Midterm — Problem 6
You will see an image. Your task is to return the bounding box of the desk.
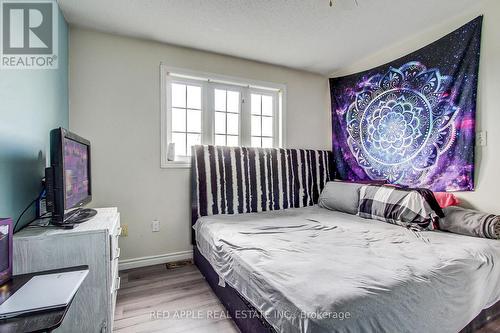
[0,265,88,333]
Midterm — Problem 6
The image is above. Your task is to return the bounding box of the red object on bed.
[433,192,460,208]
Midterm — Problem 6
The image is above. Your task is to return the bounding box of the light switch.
[152,220,160,232]
[477,131,487,146]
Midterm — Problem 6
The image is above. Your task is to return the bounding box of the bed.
[191,145,500,333]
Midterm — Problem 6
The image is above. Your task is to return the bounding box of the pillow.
[440,206,500,239]
[318,181,363,215]
[357,185,443,231]
[433,192,460,208]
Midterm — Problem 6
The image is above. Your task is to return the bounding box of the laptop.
[0,269,88,319]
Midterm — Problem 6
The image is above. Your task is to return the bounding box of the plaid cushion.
[358,185,441,231]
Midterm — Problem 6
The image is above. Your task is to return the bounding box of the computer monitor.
[45,128,96,225]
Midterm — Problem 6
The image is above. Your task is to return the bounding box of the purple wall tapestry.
[329,17,482,192]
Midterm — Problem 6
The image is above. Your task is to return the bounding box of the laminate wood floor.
[475,319,500,333]
[114,264,239,333]
[114,263,500,333]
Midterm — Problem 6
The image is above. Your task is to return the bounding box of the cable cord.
[13,199,37,232]
[13,188,46,232]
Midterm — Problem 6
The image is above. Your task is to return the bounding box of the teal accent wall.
[0,4,68,231]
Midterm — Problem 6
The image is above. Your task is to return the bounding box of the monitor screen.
[63,137,90,209]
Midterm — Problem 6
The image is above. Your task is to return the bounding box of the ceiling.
[57,0,481,75]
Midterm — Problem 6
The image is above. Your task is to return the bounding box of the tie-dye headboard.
[191,145,334,242]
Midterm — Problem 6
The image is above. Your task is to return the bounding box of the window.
[170,83,202,156]
[214,87,241,147]
[161,65,285,168]
[250,92,275,148]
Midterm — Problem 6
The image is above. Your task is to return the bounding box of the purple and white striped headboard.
[191,145,334,241]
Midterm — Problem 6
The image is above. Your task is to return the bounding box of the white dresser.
[13,208,121,333]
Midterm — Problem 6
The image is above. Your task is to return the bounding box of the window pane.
[172,132,186,156]
[227,135,239,147]
[187,85,201,109]
[186,133,201,156]
[262,95,273,116]
[227,91,240,113]
[215,134,226,146]
[262,116,273,137]
[215,112,226,134]
[171,84,186,108]
[251,115,261,136]
[187,109,201,133]
[251,137,261,147]
[262,137,273,148]
[227,113,239,135]
[215,89,226,111]
[251,94,261,115]
[171,108,186,132]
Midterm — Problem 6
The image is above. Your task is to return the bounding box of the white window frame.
[160,64,287,168]
[210,83,244,147]
[166,77,207,159]
[248,88,280,148]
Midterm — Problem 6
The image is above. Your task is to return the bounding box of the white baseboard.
[119,249,193,271]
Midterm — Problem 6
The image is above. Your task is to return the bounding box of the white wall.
[69,28,331,261]
[331,0,500,214]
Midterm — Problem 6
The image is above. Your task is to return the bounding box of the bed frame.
[190,144,500,333]
[191,145,334,242]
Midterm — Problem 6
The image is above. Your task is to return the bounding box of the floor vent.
[166,259,193,270]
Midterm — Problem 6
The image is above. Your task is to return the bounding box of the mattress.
[194,206,500,333]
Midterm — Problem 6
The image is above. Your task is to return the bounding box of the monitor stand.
[50,208,98,228]
[64,208,98,224]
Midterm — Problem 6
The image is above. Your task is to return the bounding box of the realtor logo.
[1,0,58,69]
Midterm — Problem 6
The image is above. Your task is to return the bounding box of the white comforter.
[194,206,500,333]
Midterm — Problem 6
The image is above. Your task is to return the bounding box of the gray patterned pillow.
[441,206,500,239]
[357,185,440,231]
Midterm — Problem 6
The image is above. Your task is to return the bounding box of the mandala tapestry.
[329,17,482,191]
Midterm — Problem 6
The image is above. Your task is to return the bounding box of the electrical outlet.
[477,131,487,146]
[152,220,160,232]
[121,224,128,237]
